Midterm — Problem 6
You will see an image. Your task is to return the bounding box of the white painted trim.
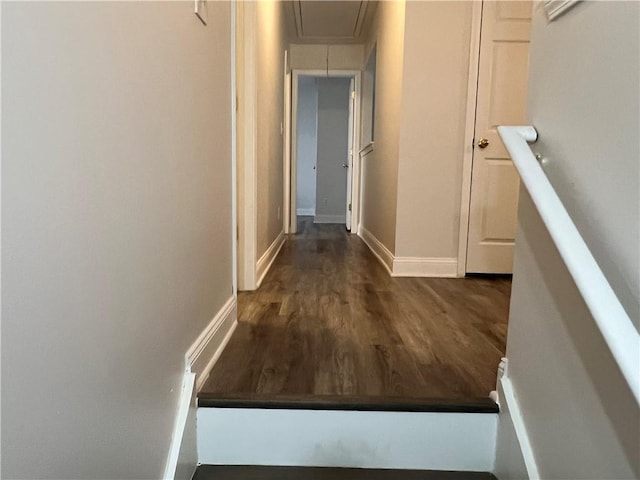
[289,70,299,234]
[544,0,582,20]
[291,0,303,38]
[236,0,258,290]
[494,362,540,479]
[162,371,196,480]
[349,73,362,234]
[499,125,640,404]
[256,231,286,288]
[457,0,483,278]
[314,214,346,224]
[359,141,374,156]
[0,3,3,479]
[392,257,458,278]
[358,226,393,275]
[359,228,458,278]
[289,69,362,236]
[283,51,292,235]
[186,296,238,392]
[296,208,315,216]
[198,408,497,470]
[231,0,237,295]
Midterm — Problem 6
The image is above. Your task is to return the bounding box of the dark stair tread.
[197,393,499,413]
[193,465,498,480]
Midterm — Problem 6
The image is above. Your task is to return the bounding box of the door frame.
[231,0,238,295]
[287,69,362,234]
[236,0,258,290]
[283,52,292,234]
[456,0,484,277]
[346,77,356,232]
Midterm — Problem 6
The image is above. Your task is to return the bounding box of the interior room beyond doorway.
[296,75,351,226]
[289,71,359,234]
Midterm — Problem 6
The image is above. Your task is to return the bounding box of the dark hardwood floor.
[201,217,511,400]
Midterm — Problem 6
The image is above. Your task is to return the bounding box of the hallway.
[201,217,511,401]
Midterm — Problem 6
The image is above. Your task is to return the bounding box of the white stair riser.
[197,408,497,471]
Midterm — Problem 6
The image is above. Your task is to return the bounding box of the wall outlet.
[323,197,328,205]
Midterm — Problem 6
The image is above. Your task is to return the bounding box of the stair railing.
[498,125,640,404]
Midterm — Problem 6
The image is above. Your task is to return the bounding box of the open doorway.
[287,70,361,235]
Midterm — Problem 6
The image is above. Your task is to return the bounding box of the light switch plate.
[195,0,207,26]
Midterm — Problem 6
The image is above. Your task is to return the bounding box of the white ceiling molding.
[353,1,369,38]
[544,0,582,21]
[293,1,303,38]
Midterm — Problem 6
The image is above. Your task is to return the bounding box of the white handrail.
[498,125,640,404]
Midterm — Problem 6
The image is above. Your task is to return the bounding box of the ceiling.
[285,1,375,44]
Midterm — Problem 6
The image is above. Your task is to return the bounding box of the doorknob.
[477,138,489,149]
[342,164,349,168]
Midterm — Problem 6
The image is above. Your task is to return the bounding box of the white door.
[346,78,355,231]
[466,0,532,273]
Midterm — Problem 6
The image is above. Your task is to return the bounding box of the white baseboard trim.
[197,408,497,470]
[165,296,238,479]
[358,226,393,274]
[163,372,196,480]
[392,256,458,277]
[256,231,285,288]
[314,214,346,224]
[186,295,238,392]
[493,359,540,480]
[359,227,457,278]
[296,208,315,216]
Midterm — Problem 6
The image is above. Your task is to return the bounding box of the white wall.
[315,77,351,223]
[495,2,639,478]
[526,1,639,326]
[290,44,364,71]
[296,76,318,216]
[359,1,473,270]
[1,2,233,479]
[394,1,472,260]
[359,0,406,253]
[498,194,639,479]
[256,0,287,258]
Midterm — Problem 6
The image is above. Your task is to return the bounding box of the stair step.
[197,393,498,413]
[192,465,498,480]
[197,406,497,470]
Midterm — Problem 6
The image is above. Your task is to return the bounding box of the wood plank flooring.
[201,217,511,400]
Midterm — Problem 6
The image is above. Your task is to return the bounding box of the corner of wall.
[164,296,238,479]
[357,0,405,257]
[359,225,394,274]
[256,230,286,288]
[493,358,539,480]
[391,256,458,277]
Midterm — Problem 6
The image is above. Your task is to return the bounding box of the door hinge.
[351,90,356,99]
[348,203,352,212]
